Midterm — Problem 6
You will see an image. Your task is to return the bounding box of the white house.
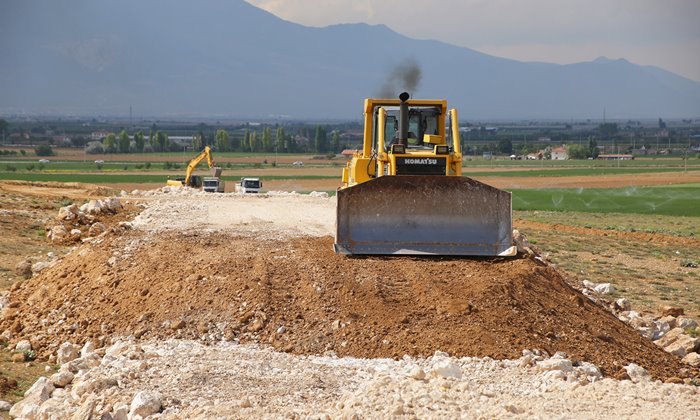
[551,146,568,160]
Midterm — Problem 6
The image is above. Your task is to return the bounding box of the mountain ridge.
[1,0,699,119]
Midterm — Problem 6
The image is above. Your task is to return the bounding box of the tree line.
[84,125,346,155]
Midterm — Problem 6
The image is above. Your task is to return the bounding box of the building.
[551,146,568,160]
[597,154,634,160]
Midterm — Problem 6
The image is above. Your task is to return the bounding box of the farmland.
[1,147,699,416]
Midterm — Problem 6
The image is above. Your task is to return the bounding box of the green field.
[511,185,700,217]
[2,155,699,217]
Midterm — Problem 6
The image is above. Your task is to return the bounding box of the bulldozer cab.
[381,106,441,150]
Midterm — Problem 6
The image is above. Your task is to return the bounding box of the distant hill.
[2,0,699,119]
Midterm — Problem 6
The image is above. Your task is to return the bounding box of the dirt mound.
[3,230,697,382]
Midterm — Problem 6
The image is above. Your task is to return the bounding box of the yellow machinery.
[166,145,221,188]
[334,92,515,256]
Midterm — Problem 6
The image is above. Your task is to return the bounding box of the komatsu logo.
[404,158,438,165]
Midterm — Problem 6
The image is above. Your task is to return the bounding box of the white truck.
[202,177,225,193]
[235,177,262,194]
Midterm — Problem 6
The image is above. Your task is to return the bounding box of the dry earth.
[1,187,699,418]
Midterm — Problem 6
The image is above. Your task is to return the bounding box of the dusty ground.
[1,185,699,417]
[7,228,696,381]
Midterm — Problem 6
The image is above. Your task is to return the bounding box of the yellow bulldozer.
[334,92,515,256]
[166,145,222,189]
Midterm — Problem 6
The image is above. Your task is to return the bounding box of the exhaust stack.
[398,92,409,146]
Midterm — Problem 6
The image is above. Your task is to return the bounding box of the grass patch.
[511,186,700,216]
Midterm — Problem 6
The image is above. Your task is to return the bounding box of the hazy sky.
[247,0,700,82]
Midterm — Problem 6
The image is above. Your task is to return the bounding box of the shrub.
[5,164,17,172]
[20,149,26,156]
[123,165,129,171]
[25,164,35,171]
[85,141,104,155]
[144,162,152,170]
[96,163,103,170]
[37,163,45,170]
[34,144,54,156]
[163,161,172,170]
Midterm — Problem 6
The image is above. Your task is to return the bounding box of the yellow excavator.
[334,92,515,256]
[166,145,221,188]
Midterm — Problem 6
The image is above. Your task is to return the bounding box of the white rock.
[57,204,78,220]
[431,359,462,379]
[682,352,700,367]
[653,320,671,338]
[15,339,32,352]
[594,283,616,294]
[104,197,122,212]
[70,228,82,236]
[576,362,602,379]
[57,342,79,364]
[664,335,700,357]
[24,376,54,399]
[624,363,650,383]
[112,404,129,420]
[0,400,11,411]
[9,397,42,419]
[536,357,573,373]
[81,199,105,214]
[49,224,68,242]
[50,370,74,387]
[676,317,698,330]
[409,366,426,380]
[542,370,566,381]
[80,340,96,357]
[89,222,107,236]
[129,391,161,418]
[31,260,52,274]
[105,341,130,358]
[582,280,596,290]
[615,298,631,311]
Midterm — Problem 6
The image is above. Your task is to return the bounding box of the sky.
[247,0,700,83]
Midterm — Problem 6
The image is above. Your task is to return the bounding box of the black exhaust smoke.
[378,58,422,98]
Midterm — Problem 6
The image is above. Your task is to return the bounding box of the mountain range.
[1,0,699,119]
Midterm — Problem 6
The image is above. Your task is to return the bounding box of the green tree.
[497,139,513,154]
[566,144,588,159]
[118,130,130,153]
[134,131,145,153]
[314,125,327,153]
[192,132,203,150]
[242,129,250,152]
[215,129,230,152]
[103,133,117,153]
[34,144,54,156]
[152,131,168,152]
[275,127,285,152]
[249,130,259,152]
[331,130,340,153]
[262,127,273,152]
[0,119,8,142]
[588,138,599,159]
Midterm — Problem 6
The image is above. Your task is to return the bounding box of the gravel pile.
[9,339,700,419]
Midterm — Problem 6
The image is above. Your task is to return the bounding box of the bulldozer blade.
[335,176,515,256]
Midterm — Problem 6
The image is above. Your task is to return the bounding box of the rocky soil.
[2,187,699,418]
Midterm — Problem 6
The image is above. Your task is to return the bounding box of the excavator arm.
[184,146,216,186]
